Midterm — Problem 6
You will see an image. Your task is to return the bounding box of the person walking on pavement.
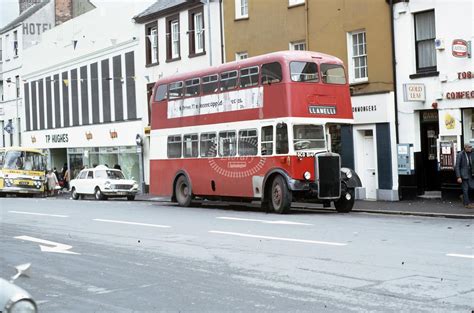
[46,169,59,196]
[455,142,474,208]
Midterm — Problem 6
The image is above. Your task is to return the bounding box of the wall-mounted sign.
[439,109,461,136]
[452,39,468,58]
[403,84,425,102]
[45,134,68,143]
[457,71,473,80]
[445,90,474,100]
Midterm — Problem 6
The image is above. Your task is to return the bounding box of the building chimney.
[19,0,42,14]
[55,0,72,25]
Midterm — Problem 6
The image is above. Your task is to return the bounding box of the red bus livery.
[150,51,362,213]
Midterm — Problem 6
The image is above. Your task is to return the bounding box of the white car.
[69,165,139,200]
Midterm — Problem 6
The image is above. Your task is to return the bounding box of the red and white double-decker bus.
[149,51,361,213]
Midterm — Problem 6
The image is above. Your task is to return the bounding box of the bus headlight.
[341,168,352,179]
[304,171,311,180]
[35,181,42,189]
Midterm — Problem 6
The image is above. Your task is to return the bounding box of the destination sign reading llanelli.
[168,87,263,118]
[308,105,337,115]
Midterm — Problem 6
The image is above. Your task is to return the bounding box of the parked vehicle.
[0,147,47,197]
[69,165,139,200]
[0,263,37,313]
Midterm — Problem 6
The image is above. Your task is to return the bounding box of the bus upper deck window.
[202,74,219,95]
[261,62,282,85]
[155,84,168,101]
[185,78,200,97]
[220,70,238,91]
[240,66,259,88]
[290,61,319,82]
[168,82,184,99]
[321,64,346,84]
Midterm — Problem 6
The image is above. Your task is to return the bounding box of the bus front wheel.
[334,189,355,213]
[269,175,291,214]
[175,175,192,207]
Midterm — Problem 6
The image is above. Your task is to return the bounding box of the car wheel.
[71,188,79,200]
[334,189,355,213]
[268,175,292,214]
[127,195,135,201]
[175,175,192,207]
[95,187,106,200]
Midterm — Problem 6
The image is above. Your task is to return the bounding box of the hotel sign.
[403,84,426,102]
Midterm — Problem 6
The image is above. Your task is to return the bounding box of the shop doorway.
[420,111,440,191]
[360,129,377,200]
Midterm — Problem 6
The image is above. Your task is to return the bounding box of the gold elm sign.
[403,84,426,102]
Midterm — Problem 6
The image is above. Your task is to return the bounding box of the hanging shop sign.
[452,39,470,58]
[403,83,425,102]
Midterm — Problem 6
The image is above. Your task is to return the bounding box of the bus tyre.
[175,175,192,207]
[71,188,79,200]
[269,175,292,214]
[334,189,355,213]
[95,187,106,201]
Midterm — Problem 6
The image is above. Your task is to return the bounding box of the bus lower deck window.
[167,135,182,158]
[200,133,217,157]
[218,131,236,156]
[183,134,199,158]
[261,126,273,155]
[238,129,258,156]
[276,123,288,154]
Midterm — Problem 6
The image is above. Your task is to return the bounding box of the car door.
[85,170,95,194]
[74,170,87,193]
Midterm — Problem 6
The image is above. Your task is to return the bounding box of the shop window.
[239,66,259,88]
[238,129,258,156]
[276,123,288,154]
[261,62,282,85]
[183,134,199,158]
[261,126,273,155]
[200,132,217,157]
[167,135,182,158]
[219,131,236,156]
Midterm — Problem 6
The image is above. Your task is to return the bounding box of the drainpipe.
[219,0,225,63]
[305,0,309,49]
[389,0,400,144]
[207,0,213,66]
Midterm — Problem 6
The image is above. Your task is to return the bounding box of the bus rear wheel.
[175,176,192,207]
[269,175,291,214]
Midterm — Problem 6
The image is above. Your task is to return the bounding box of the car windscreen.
[293,125,326,150]
[3,151,45,171]
[95,170,125,180]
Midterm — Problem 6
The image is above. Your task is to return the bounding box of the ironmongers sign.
[308,105,337,115]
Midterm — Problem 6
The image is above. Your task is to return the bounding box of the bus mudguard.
[262,168,309,201]
[340,167,362,188]
[172,170,193,198]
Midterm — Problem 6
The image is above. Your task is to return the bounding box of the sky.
[0,0,20,28]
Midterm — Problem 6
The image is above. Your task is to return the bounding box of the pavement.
[132,193,474,219]
[45,190,474,219]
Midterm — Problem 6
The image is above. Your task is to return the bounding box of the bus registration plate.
[17,180,32,186]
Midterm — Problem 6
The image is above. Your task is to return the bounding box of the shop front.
[23,120,145,191]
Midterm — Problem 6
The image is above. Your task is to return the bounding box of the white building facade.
[22,1,153,189]
[0,1,55,147]
[393,0,474,199]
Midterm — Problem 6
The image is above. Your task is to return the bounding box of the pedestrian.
[455,142,474,208]
[63,167,70,190]
[46,169,59,196]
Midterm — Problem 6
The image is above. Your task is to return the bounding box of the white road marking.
[9,210,68,218]
[446,253,474,259]
[15,235,80,255]
[209,231,347,246]
[216,217,312,226]
[93,218,171,228]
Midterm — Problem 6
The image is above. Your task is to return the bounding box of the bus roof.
[155,50,344,84]
[0,147,45,154]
